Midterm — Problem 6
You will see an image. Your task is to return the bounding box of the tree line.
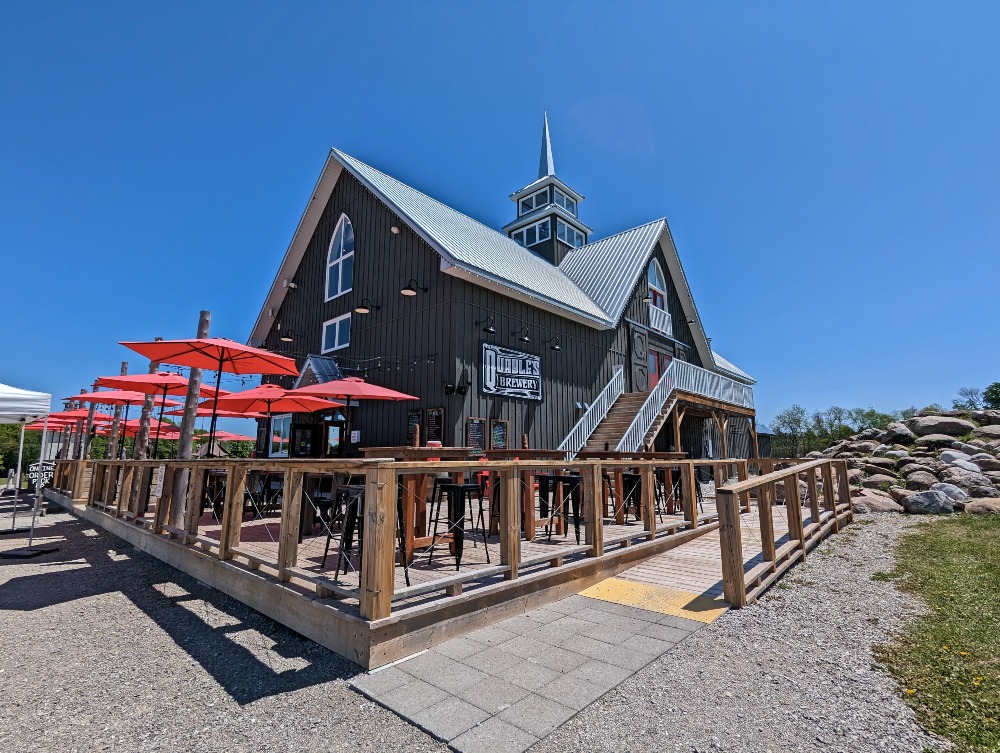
[768,381,999,458]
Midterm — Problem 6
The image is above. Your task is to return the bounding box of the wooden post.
[88,463,103,507]
[682,462,698,528]
[499,468,520,579]
[154,463,175,534]
[612,467,625,525]
[749,415,760,459]
[664,466,675,514]
[171,312,211,531]
[836,460,854,523]
[106,362,128,459]
[736,460,750,513]
[359,463,396,621]
[118,464,135,517]
[821,462,838,532]
[219,465,246,559]
[584,463,604,557]
[277,469,304,581]
[182,466,205,541]
[758,483,776,562]
[806,468,821,524]
[521,467,535,540]
[717,489,746,607]
[785,474,805,557]
[132,336,164,461]
[641,464,656,540]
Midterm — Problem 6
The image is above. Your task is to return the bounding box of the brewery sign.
[481,342,542,401]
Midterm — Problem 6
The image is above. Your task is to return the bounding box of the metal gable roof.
[711,351,756,385]
[558,219,666,323]
[332,149,611,325]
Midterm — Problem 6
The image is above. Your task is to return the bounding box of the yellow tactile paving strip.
[580,578,729,624]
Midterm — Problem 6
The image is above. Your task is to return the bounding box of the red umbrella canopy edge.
[95,372,226,398]
[66,390,183,407]
[119,338,299,376]
[292,376,418,401]
[211,384,343,414]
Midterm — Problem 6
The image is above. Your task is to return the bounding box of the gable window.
[322,313,351,353]
[325,214,355,300]
[554,188,577,216]
[556,219,585,248]
[270,414,291,457]
[647,259,667,309]
[511,218,551,248]
[518,187,549,216]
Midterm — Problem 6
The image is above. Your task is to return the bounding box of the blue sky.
[2,1,998,429]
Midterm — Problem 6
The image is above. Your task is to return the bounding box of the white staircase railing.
[557,366,625,457]
[616,359,755,452]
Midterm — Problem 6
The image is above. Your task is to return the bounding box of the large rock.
[939,467,999,498]
[940,449,971,464]
[856,428,883,440]
[916,434,959,447]
[852,493,904,513]
[885,449,910,460]
[905,416,978,437]
[952,441,988,456]
[965,499,1000,515]
[984,472,1000,485]
[905,471,939,490]
[972,425,1000,440]
[902,490,955,515]
[889,487,914,503]
[970,410,1000,426]
[931,482,968,502]
[847,468,863,485]
[864,456,897,470]
[863,474,899,489]
[882,421,917,445]
[951,459,984,473]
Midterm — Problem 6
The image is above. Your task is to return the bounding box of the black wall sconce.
[511,326,530,344]
[354,298,380,315]
[279,328,297,343]
[543,336,562,352]
[476,316,496,335]
[456,382,469,395]
[443,382,456,395]
[401,278,428,297]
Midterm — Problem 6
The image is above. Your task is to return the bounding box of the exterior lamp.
[512,326,530,344]
[354,298,380,315]
[280,329,296,343]
[544,336,562,352]
[401,278,428,297]
[476,316,496,335]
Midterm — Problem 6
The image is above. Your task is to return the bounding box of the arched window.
[647,259,667,310]
[325,214,354,300]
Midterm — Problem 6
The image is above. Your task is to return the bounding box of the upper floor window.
[554,188,577,216]
[647,259,667,309]
[556,219,585,248]
[325,214,354,300]
[518,187,549,216]
[322,313,351,353]
[511,217,551,248]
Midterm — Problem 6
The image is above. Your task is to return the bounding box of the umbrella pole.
[207,353,225,455]
[10,420,26,530]
[152,387,167,459]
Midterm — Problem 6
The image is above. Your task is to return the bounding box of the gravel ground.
[1,504,946,753]
[532,514,947,753]
[0,507,445,753]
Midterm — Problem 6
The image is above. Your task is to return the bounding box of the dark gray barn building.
[249,117,760,459]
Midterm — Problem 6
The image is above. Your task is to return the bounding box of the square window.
[538,219,550,240]
[322,314,350,353]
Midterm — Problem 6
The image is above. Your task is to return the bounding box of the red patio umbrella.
[68,390,183,457]
[94,372,224,458]
[162,406,265,419]
[290,377,417,450]
[48,409,115,423]
[197,430,255,442]
[118,338,299,449]
[211,385,342,457]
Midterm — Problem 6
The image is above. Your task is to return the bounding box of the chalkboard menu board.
[490,419,509,450]
[426,407,445,443]
[407,409,422,445]
[466,417,487,452]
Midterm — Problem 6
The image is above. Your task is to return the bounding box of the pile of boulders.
[807,409,1000,516]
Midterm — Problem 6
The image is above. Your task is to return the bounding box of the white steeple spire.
[539,112,555,179]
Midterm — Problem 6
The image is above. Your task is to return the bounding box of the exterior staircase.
[582,393,650,453]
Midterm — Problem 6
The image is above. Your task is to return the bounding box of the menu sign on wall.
[426,407,445,443]
[490,419,509,450]
[466,417,486,452]
[481,342,542,401]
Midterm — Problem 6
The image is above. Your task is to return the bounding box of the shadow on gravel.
[0,513,362,705]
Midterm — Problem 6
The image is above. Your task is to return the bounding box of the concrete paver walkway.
[351,589,715,753]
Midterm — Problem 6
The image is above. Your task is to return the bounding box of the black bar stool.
[427,482,489,570]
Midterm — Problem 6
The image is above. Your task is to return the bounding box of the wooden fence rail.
[715,458,853,608]
[49,455,849,624]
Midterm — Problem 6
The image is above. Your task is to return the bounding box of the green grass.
[875,517,1000,753]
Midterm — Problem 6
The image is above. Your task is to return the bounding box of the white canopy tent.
[0,382,51,536]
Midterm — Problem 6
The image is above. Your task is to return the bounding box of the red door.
[648,348,672,389]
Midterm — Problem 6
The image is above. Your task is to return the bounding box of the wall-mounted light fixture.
[280,328,297,343]
[282,279,297,289]
[456,382,469,395]
[543,336,562,352]
[643,292,653,303]
[401,278,428,297]
[354,298,380,315]
[476,316,496,335]
[685,317,696,324]
[443,382,456,395]
[511,326,530,344]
